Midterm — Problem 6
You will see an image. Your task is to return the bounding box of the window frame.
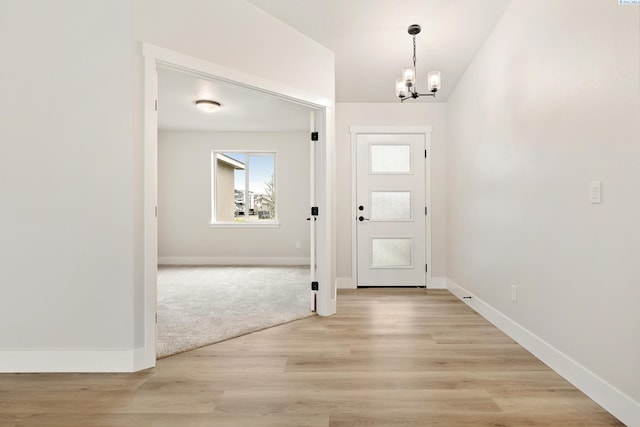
[209,150,279,228]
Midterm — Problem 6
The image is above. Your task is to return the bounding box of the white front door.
[354,131,429,287]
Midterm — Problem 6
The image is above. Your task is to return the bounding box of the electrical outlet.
[511,285,518,302]
[295,240,301,249]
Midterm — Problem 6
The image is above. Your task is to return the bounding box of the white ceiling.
[158,0,512,131]
[247,0,512,103]
[157,67,313,132]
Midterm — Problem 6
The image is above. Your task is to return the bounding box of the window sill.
[209,222,281,229]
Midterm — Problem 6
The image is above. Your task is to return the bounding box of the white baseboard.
[336,277,356,289]
[133,346,155,372]
[158,256,310,266]
[446,278,639,427]
[0,348,147,373]
[429,277,447,289]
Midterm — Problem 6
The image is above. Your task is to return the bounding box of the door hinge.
[155,99,158,111]
[425,264,428,272]
[425,206,428,215]
[425,149,427,158]
[311,206,319,216]
[311,131,319,141]
[311,281,319,291]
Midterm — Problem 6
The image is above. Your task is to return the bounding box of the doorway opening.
[155,66,316,358]
[142,44,334,368]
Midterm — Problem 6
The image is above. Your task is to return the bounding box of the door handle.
[358,216,370,222]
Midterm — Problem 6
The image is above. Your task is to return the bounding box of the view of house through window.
[212,151,276,223]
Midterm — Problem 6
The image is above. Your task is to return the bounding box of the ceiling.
[158,0,512,131]
[158,67,313,132]
[247,0,512,103]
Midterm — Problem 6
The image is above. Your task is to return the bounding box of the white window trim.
[209,223,280,229]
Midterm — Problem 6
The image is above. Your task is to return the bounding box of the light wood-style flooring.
[0,289,623,426]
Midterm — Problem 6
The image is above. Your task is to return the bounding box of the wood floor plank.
[328,410,623,427]
[16,413,331,427]
[214,388,502,415]
[0,373,151,392]
[0,288,623,426]
[0,390,221,414]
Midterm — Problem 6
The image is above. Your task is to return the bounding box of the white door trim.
[350,126,432,288]
[140,43,335,371]
[309,111,316,311]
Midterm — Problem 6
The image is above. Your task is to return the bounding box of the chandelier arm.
[399,92,436,101]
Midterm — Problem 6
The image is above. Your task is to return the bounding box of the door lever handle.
[358,216,370,222]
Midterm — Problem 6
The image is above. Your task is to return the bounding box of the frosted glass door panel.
[370,145,411,173]
[371,238,413,268]
[371,191,411,220]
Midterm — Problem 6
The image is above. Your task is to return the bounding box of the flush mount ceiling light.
[396,24,441,102]
[195,99,221,112]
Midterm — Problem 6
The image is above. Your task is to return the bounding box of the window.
[211,151,277,225]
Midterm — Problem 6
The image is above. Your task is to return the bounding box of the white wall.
[335,103,447,287]
[158,131,310,264]
[0,2,136,356]
[0,0,334,372]
[447,0,640,421]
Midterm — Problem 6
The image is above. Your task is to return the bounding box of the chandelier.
[396,24,441,101]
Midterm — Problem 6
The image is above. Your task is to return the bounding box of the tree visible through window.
[212,151,276,223]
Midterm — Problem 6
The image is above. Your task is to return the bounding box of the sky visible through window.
[227,153,273,194]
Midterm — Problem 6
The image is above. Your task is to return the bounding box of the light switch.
[590,181,602,204]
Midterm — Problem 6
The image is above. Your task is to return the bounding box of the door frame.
[140,43,336,370]
[350,126,432,288]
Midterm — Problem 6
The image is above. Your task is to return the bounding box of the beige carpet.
[156,265,313,358]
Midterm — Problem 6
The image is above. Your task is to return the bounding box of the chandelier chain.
[412,35,418,93]
[412,35,417,69]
